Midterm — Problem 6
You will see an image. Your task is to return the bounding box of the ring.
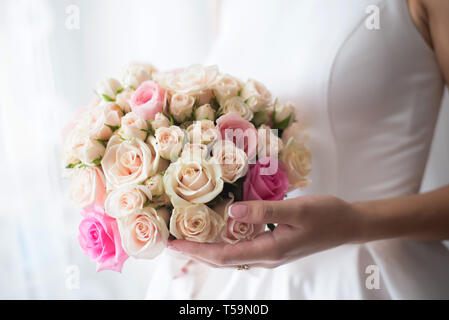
[236,264,250,270]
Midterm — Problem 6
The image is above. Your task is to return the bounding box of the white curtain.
[0,0,215,299]
[0,0,448,299]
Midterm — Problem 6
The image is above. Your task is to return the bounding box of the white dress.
[146,0,449,299]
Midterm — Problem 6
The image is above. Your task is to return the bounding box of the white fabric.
[146,0,449,299]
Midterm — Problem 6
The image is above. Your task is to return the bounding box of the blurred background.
[0,0,447,299]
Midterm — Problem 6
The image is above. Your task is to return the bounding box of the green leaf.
[237,88,242,96]
[273,114,292,131]
[105,123,120,132]
[101,94,115,102]
[140,128,154,140]
[271,107,276,124]
[115,87,124,95]
[143,197,151,208]
[252,110,268,128]
[92,157,102,166]
[96,139,107,148]
[65,162,80,169]
[163,112,175,125]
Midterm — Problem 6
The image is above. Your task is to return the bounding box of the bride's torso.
[207,0,444,201]
[146,0,449,299]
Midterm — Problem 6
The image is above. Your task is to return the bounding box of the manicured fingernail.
[228,204,248,218]
[167,245,179,252]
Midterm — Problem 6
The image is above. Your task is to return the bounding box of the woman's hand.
[167,195,362,268]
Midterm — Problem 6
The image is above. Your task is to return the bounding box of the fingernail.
[167,245,180,252]
[228,204,248,218]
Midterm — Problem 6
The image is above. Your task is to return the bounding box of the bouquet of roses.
[62,63,311,272]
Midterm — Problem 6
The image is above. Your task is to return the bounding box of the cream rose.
[63,125,106,166]
[144,173,165,198]
[186,120,219,146]
[212,74,242,103]
[219,96,253,121]
[84,103,123,140]
[257,124,284,158]
[68,167,106,207]
[163,158,223,207]
[96,77,122,101]
[104,184,152,219]
[170,204,225,243]
[101,135,160,189]
[117,207,169,259]
[115,88,134,113]
[154,126,185,161]
[274,102,295,125]
[280,136,312,189]
[169,92,194,123]
[240,79,272,112]
[151,112,171,130]
[194,103,215,121]
[119,112,148,141]
[212,140,248,183]
[156,65,219,95]
[120,62,156,89]
[180,143,209,162]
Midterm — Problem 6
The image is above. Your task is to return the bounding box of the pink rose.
[78,204,128,272]
[130,80,166,120]
[243,157,289,201]
[216,112,258,160]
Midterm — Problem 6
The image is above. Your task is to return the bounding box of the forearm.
[353,185,449,242]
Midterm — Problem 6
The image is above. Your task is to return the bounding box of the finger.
[228,198,300,225]
[169,231,279,266]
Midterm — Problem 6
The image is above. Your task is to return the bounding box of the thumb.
[227,198,299,225]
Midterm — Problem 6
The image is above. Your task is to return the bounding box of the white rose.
[169,92,194,122]
[274,102,295,124]
[211,140,248,183]
[101,135,160,189]
[120,62,156,89]
[186,120,219,146]
[154,126,185,161]
[96,77,123,101]
[194,103,215,121]
[280,136,312,189]
[155,64,219,95]
[104,184,152,218]
[115,88,134,113]
[212,74,242,103]
[240,79,272,112]
[117,207,170,259]
[180,143,209,161]
[84,103,123,140]
[257,124,284,158]
[68,167,106,207]
[151,112,171,131]
[170,204,225,243]
[163,157,223,207]
[219,96,253,121]
[119,112,148,141]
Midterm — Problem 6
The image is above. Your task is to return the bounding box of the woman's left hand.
[167,195,362,269]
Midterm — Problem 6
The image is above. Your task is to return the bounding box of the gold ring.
[236,264,250,270]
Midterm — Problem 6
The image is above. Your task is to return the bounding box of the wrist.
[350,200,382,243]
